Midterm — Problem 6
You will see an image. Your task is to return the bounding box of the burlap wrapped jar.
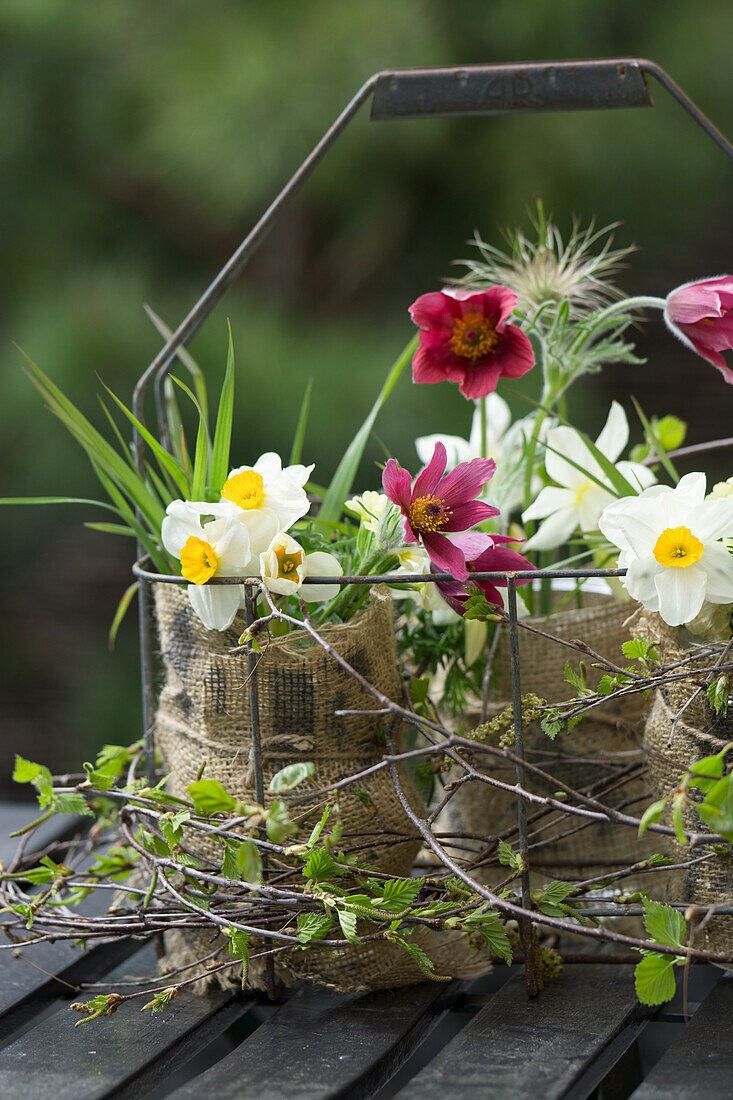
[153,582,490,991]
[436,587,654,892]
[637,610,733,962]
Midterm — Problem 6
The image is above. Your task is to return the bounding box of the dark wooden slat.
[631,978,733,1099]
[0,803,139,1031]
[0,931,139,1036]
[0,804,80,866]
[0,942,248,1100]
[393,965,639,1099]
[167,980,451,1100]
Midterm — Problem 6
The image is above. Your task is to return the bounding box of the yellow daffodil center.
[274,544,303,581]
[449,313,500,362]
[179,536,219,585]
[221,470,265,510]
[408,494,451,534]
[653,526,704,569]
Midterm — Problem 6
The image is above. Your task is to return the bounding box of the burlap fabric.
[436,593,654,892]
[638,610,733,961]
[153,582,491,990]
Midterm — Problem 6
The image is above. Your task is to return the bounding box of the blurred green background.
[2,0,732,791]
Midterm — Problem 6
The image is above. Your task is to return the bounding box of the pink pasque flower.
[434,537,535,615]
[409,287,535,399]
[664,276,733,382]
[382,442,497,581]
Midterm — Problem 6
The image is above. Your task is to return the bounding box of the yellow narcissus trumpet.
[260,532,342,603]
[161,501,252,630]
[221,452,314,558]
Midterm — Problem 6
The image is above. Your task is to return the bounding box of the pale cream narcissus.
[522,402,656,551]
[259,532,342,603]
[344,491,390,535]
[220,452,314,558]
[161,501,252,630]
[599,472,733,627]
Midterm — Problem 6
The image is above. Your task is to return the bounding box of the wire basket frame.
[130,60,733,992]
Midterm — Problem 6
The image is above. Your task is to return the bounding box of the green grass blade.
[0,496,120,510]
[163,377,186,468]
[319,335,416,524]
[145,465,174,509]
[631,397,680,484]
[144,304,209,426]
[513,389,639,497]
[84,522,136,536]
[168,376,209,499]
[96,397,136,470]
[289,377,313,466]
[101,381,189,498]
[90,462,171,574]
[108,581,139,650]
[540,438,637,498]
[20,352,165,529]
[210,322,236,492]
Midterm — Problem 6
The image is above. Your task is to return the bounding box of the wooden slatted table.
[1,801,732,1099]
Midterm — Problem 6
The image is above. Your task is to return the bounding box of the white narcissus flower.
[522,402,656,551]
[221,452,314,557]
[599,472,733,627]
[259,532,342,603]
[415,394,550,520]
[161,500,253,631]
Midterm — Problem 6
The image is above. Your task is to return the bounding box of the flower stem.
[594,295,667,321]
[479,397,488,459]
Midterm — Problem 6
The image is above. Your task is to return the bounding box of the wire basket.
[126,59,733,997]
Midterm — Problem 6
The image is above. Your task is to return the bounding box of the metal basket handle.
[132,56,732,461]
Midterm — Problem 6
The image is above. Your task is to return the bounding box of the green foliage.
[225,927,250,989]
[70,994,123,1026]
[462,587,503,622]
[268,762,315,793]
[367,877,423,914]
[687,748,730,794]
[305,808,330,849]
[651,415,686,453]
[498,840,524,873]
[296,911,333,944]
[222,838,263,886]
[337,907,359,943]
[643,898,686,949]
[186,779,237,816]
[621,638,658,667]
[461,906,513,964]
[708,675,730,716]
[634,954,678,1006]
[141,987,179,1015]
[696,773,733,843]
[633,897,687,1006]
[638,798,668,836]
[386,932,451,982]
[13,754,93,819]
[266,800,294,844]
[303,847,344,883]
[532,880,582,920]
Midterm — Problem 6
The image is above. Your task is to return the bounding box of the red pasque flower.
[664,276,733,383]
[434,537,535,615]
[409,287,535,399]
[382,441,497,581]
